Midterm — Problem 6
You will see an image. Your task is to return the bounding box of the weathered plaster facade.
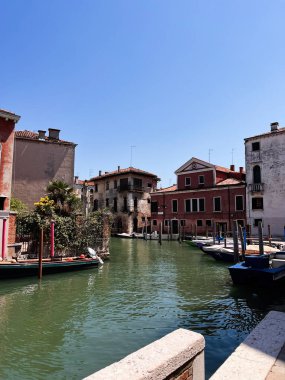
[76,167,159,234]
[0,109,21,258]
[245,122,285,237]
[12,129,76,208]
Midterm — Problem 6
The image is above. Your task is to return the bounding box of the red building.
[0,109,21,259]
[150,157,246,236]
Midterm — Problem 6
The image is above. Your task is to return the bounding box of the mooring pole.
[50,220,55,258]
[213,222,216,245]
[232,221,239,263]
[258,221,264,256]
[1,218,7,260]
[178,221,182,244]
[268,225,272,247]
[38,227,43,279]
[238,224,245,261]
[159,223,162,245]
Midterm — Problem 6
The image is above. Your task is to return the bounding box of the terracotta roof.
[216,178,245,186]
[153,185,177,193]
[214,165,236,173]
[0,108,21,122]
[90,167,159,181]
[15,130,76,146]
[244,128,285,142]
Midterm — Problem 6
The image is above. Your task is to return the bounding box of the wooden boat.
[0,257,102,279]
[228,252,285,285]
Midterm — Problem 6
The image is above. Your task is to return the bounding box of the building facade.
[151,157,246,236]
[13,129,76,208]
[77,167,159,234]
[0,109,21,258]
[245,122,285,237]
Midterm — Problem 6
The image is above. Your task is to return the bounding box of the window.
[151,201,158,212]
[106,181,109,190]
[153,220,157,226]
[114,180,117,189]
[185,199,191,212]
[90,189,94,194]
[192,199,198,212]
[147,198,150,203]
[147,183,152,188]
[235,195,244,211]
[123,197,128,212]
[142,217,145,222]
[252,197,263,210]
[133,178,142,189]
[113,197,117,212]
[197,220,203,227]
[254,219,263,227]
[206,219,212,227]
[237,219,244,227]
[180,220,186,226]
[253,165,261,184]
[94,184,98,192]
[134,197,138,209]
[93,199,99,211]
[172,200,178,213]
[199,198,205,212]
[214,197,221,212]
[164,220,170,226]
[199,175,205,185]
[252,142,260,151]
[185,177,191,186]
[106,198,109,207]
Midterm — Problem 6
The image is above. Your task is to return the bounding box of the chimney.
[99,170,102,176]
[239,167,244,173]
[230,164,235,171]
[38,130,46,140]
[118,165,120,172]
[74,176,78,184]
[270,122,279,132]
[48,128,60,140]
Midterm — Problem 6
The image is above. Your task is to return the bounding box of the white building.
[245,122,285,237]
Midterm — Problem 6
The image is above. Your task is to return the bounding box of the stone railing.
[83,328,205,380]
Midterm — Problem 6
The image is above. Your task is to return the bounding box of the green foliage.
[10,198,28,214]
[46,180,82,216]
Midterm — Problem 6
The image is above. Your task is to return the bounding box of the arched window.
[253,165,261,184]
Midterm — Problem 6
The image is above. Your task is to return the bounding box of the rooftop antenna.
[208,148,213,163]
[231,148,234,165]
[130,145,136,167]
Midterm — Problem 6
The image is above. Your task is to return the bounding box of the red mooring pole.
[1,218,7,260]
[50,220,55,258]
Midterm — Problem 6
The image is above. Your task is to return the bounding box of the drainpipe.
[2,218,7,260]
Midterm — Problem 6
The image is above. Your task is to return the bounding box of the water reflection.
[0,239,284,379]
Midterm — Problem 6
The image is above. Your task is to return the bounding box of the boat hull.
[0,259,100,279]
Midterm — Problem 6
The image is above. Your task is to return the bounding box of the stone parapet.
[83,328,205,380]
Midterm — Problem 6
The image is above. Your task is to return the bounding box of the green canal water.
[0,238,285,380]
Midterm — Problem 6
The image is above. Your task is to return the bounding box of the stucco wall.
[13,139,75,208]
[245,130,285,236]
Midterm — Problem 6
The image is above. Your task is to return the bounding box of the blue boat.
[229,253,285,285]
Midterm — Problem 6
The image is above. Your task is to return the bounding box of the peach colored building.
[12,129,76,208]
[0,109,21,259]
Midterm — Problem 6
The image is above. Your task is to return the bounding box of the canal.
[0,238,284,379]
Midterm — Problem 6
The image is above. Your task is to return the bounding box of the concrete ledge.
[210,311,285,380]
[83,328,205,380]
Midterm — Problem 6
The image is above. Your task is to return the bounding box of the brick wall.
[8,213,16,244]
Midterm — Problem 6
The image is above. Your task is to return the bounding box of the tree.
[46,180,81,215]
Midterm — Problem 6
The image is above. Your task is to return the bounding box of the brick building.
[77,167,159,234]
[150,157,246,236]
[12,129,76,208]
[0,109,21,259]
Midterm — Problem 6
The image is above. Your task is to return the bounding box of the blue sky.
[1,0,285,186]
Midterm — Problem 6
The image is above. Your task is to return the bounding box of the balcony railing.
[248,183,264,192]
[117,185,144,193]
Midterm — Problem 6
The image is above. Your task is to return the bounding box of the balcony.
[248,183,264,193]
[117,185,144,193]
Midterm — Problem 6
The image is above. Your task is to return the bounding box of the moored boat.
[0,257,102,279]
